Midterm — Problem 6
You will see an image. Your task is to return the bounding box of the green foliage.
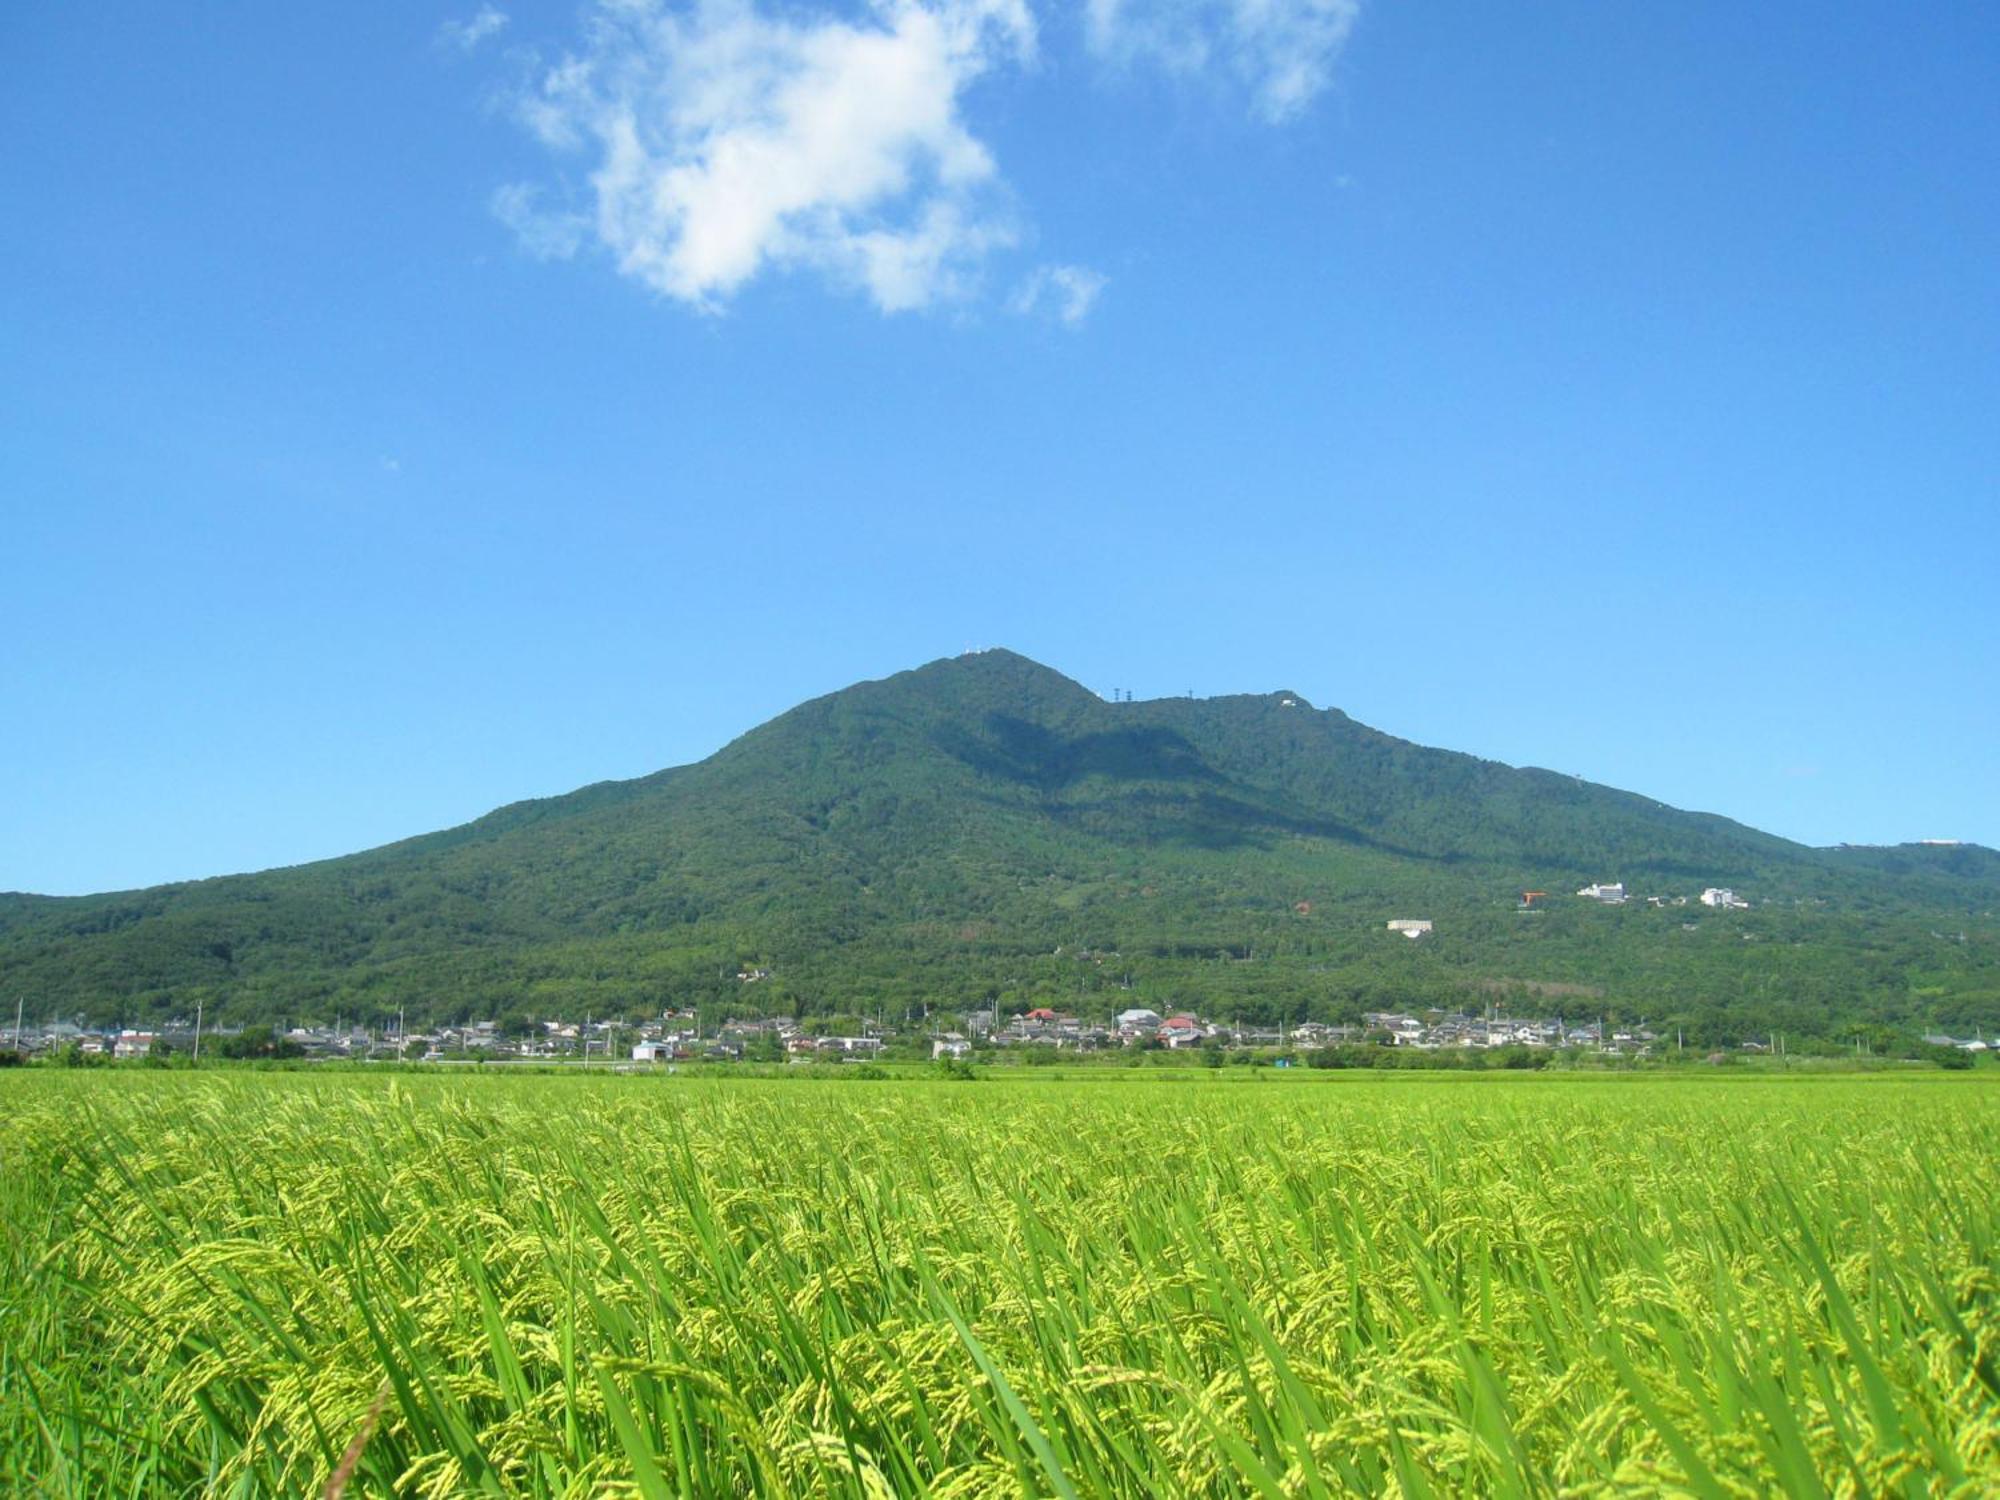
[2,652,1994,1040]
[215,1025,303,1061]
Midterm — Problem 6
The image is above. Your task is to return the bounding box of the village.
[5,1003,1699,1066]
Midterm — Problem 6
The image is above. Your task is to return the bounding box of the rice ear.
[321,1380,391,1500]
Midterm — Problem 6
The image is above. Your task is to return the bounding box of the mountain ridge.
[3,650,1995,1041]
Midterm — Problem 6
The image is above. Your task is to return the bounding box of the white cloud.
[438,5,510,53]
[507,0,1036,313]
[1010,263,1107,326]
[1085,0,1360,122]
[494,0,1361,317]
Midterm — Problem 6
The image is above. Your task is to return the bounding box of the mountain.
[3,650,1996,1043]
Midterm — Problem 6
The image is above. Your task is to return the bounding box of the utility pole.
[11,996,21,1053]
[193,998,204,1064]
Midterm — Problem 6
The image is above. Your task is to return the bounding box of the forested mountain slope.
[3,651,1995,1040]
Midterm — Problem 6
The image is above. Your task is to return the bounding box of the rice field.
[3,1070,1997,1497]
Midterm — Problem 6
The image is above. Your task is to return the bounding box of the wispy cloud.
[1010,263,1107,326]
[504,0,1035,314]
[490,182,588,261]
[1084,0,1360,122]
[438,5,510,54]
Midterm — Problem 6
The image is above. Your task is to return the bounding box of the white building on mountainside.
[1578,882,1627,904]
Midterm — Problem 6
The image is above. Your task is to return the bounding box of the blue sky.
[3,0,1995,895]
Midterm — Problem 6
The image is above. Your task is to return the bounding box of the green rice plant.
[2,1071,1997,1496]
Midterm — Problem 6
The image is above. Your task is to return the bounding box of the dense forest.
[3,651,1995,1045]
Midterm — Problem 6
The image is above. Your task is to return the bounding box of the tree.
[498,1009,542,1040]
[218,1026,303,1061]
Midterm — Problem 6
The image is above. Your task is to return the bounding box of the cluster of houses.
[929,1006,1663,1056]
[0,1007,1649,1065]
[1361,1011,1658,1053]
[13,996,1988,1068]
[0,1017,648,1063]
[1388,884,1756,942]
[640,1006,1682,1060]
[954,1005,1232,1053]
[631,1015,893,1064]
[4,1021,199,1059]
[1574,882,1752,909]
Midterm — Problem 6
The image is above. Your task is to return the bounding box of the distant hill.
[3,650,1995,1042]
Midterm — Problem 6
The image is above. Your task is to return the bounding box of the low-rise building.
[112,1030,157,1059]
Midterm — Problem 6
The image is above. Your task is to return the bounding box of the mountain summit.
[3,651,1995,1038]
